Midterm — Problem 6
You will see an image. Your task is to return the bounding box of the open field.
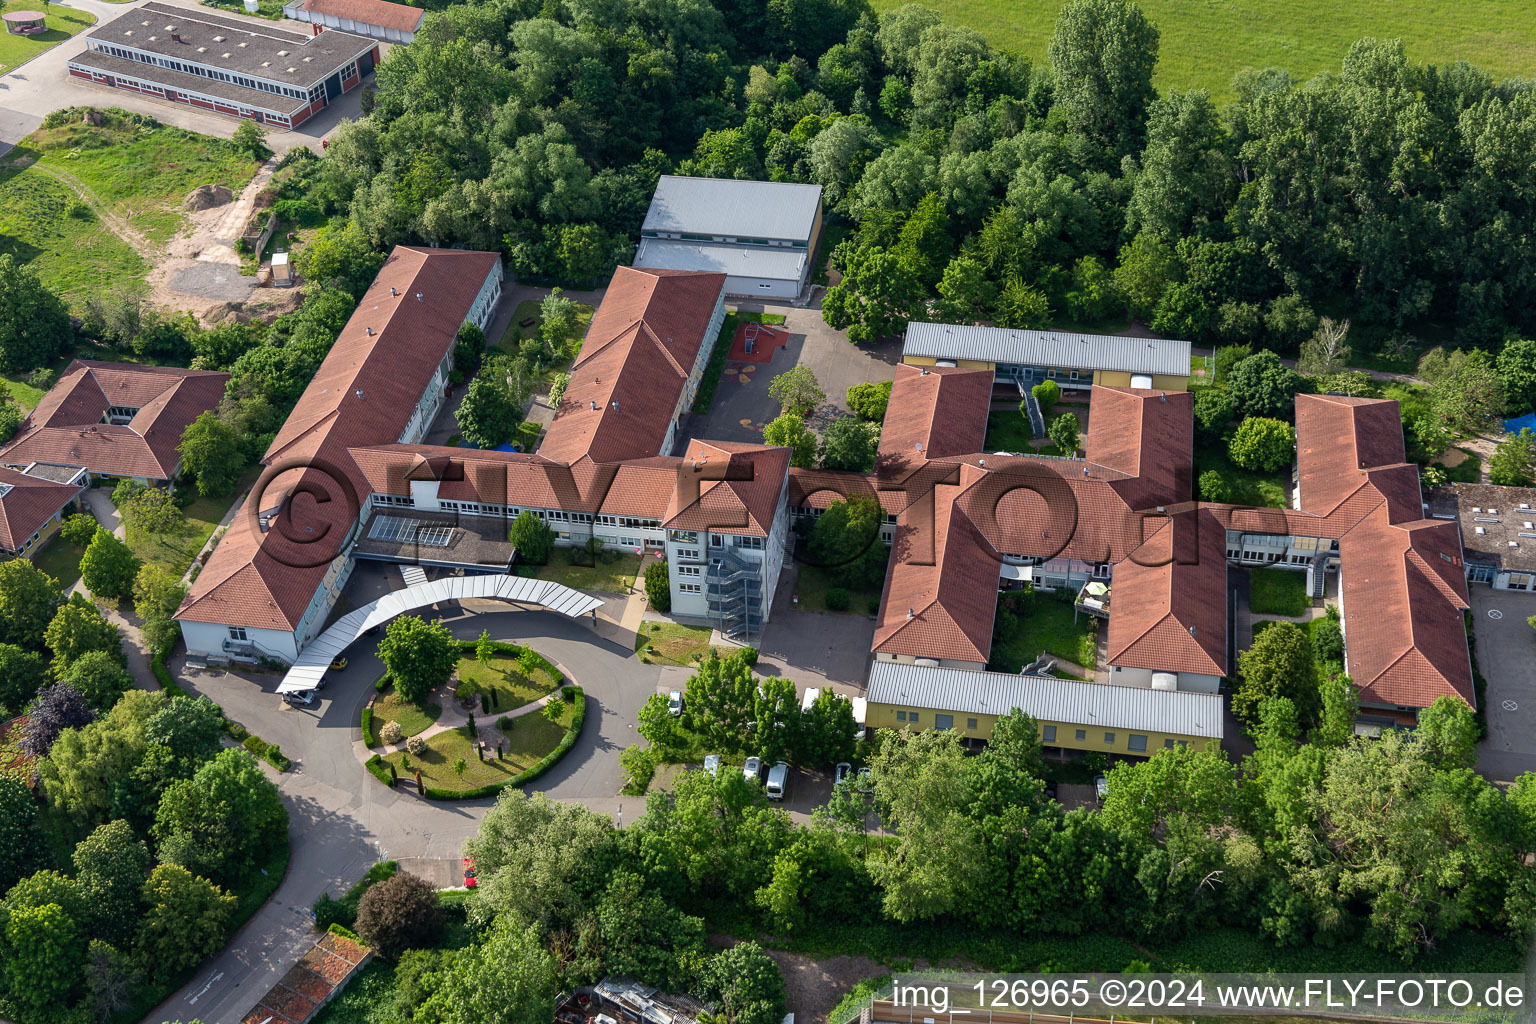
[0,166,147,308]
[0,1,95,73]
[869,0,1536,100]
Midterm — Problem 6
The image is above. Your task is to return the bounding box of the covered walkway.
[277,574,604,693]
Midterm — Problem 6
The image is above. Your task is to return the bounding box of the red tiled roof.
[1295,393,1416,520]
[664,440,789,538]
[0,467,81,553]
[178,247,501,630]
[298,0,423,31]
[1106,507,1227,677]
[876,364,991,470]
[788,466,908,516]
[540,267,725,466]
[1085,386,1194,510]
[0,361,227,480]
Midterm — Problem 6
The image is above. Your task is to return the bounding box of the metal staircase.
[1019,386,1046,439]
[1307,549,1329,598]
[706,548,763,643]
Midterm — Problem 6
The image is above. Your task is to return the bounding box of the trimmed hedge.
[422,686,584,800]
[150,657,190,698]
[364,754,393,787]
[327,922,362,943]
[242,734,292,772]
[361,706,376,747]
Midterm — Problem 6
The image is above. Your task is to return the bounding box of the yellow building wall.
[866,699,1220,755]
[1091,370,1190,391]
[901,355,996,372]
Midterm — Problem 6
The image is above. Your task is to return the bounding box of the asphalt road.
[1469,586,1536,783]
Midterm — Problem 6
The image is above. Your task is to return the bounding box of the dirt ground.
[765,948,891,1024]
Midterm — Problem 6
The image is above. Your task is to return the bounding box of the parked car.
[834,762,852,786]
[703,754,721,777]
[667,690,684,716]
[463,856,477,889]
[329,656,348,671]
[856,767,873,794]
[766,761,789,800]
[284,689,316,707]
[743,756,763,782]
[1094,775,1109,802]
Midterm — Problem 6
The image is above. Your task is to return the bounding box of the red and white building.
[66,1,377,129]
[283,0,424,45]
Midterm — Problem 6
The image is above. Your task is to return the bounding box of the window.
[935,714,954,730]
[1165,738,1176,749]
[1075,729,1086,741]
[758,283,772,290]
[908,711,919,724]
[679,583,702,594]
[1510,573,1533,591]
[1128,734,1148,752]
[229,627,248,641]
[1104,732,1115,745]
[677,565,701,577]
[967,718,978,730]
[1042,725,1056,742]
[710,534,723,547]
[896,711,907,722]
[737,536,764,550]
[1069,369,1079,381]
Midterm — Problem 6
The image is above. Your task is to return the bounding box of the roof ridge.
[636,319,687,378]
[263,407,342,465]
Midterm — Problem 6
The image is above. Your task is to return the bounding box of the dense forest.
[280,0,1536,359]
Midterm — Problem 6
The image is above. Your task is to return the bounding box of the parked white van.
[766,761,789,800]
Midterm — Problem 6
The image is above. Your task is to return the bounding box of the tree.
[1415,696,1479,769]
[988,709,1045,778]
[0,775,46,895]
[767,366,825,416]
[797,688,857,766]
[1313,672,1359,748]
[762,413,818,468]
[1048,0,1159,160]
[456,371,523,449]
[822,245,925,344]
[1228,416,1296,472]
[355,871,444,959]
[436,917,556,1024]
[145,694,227,764]
[1192,386,1236,442]
[61,649,133,710]
[1048,412,1080,455]
[134,563,188,660]
[934,255,997,323]
[4,902,83,1015]
[178,411,244,498]
[1496,338,1536,414]
[135,864,236,983]
[377,615,457,707]
[80,528,140,601]
[809,494,887,588]
[39,690,161,830]
[119,486,181,536]
[1125,91,1229,241]
[73,820,150,949]
[1113,233,1177,319]
[679,649,759,749]
[1227,350,1305,420]
[1031,378,1060,414]
[1198,469,1231,502]
[0,643,47,716]
[1234,621,1318,727]
[643,561,670,612]
[699,942,786,1024]
[45,595,123,674]
[231,119,270,160]
[1418,348,1505,435]
[19,681,96,758]
[0,253,72,372]
[0,557,63,649]
[1490,428,1536,487]
[153,748,288,887]
[846,380,893,422]
[1212,344,1251,386]
[1297,317,1351,376]
[295,220,385,297]
[819,417,879,472]
[993,277,1053,328]
[509,510,555,566]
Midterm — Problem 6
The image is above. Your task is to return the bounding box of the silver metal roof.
[903,322,1191,378]
[635,237,808,284]
[866,661,1224,739]
[641,175,822,242]
[277,574,603,693]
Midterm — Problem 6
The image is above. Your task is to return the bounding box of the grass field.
[1248,566,1310,617]
[371,689,443,739]
[380,698,572,792]
[0,2,95,74]
[869,0,1536,101]
[793,562,884,616]
[29,534,83,593]
[635,621,734,666]
[990,590,1098,672]
[985,409,1036,453]
[123,477,253,577]
[0,166,146,309]
[455,653,559,714]
[526,550,642,594]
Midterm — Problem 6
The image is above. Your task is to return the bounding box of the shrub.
[867,596,882,615]
[644,560,671,611]
[846,380,893,421]
[406,734,427,756]
[1032,378,1060,413]
[825,587,850,611]
[1198,469,1231,503]
[379,720,403,745]
[354,872,443,959]
[1313,612,1344,666]
[455,678,482,702]
[360,707,375,746]
[620,744,658,795]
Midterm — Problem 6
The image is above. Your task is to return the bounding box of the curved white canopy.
[278,574,604,693]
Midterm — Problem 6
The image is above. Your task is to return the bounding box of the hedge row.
[361,706,376,747]
[364,754,393,787]
[152,657,291,772]
[422,686,585,800]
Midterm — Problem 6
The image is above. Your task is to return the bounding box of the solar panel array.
[368,516,454,548]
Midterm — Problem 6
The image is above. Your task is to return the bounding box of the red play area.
[727,321,788,363]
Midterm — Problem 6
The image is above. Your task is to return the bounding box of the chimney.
[365,326,373,336]
[589,401,597,410]
[416,292,422,301]
[611,401,619,411]
[390,287,397,296]
[171,30,181,41]
[906,608,914,619]
[355,390,364,399]
[978,458,986,467]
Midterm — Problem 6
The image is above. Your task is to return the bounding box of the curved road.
[148,604,658,1024]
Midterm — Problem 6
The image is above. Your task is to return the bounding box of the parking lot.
[682,301,903,447]
[1469,585,1536,782]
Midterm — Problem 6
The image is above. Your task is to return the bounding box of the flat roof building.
[903,322,1191,392]
[283,0,424,43]
[634,176,823,302]
[67,1,378,128]
[1452,483,1536,590]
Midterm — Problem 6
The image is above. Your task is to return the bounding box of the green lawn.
[0,1,95,74]
[124,479,252,577]
[794,563,884,616]
[371,689,443,739]
[989,590,1098,672]
[500,700,571,767]
[29,534,83,592]
[525,549,641,594]
[1248,566,1311,617]
[494,297,594,377]
[455,653,559,714]
[635,621,734,666]
[0,164,147,309]
[984,409,1036,453]
[1195,442,1287,509]
[867,0,1536,102]
[0,374,47,413]
[379,698,572,792]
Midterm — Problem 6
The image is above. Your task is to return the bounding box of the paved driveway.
[1,0,367,156]
[1469,585,1536,782]
[683,301,902,447]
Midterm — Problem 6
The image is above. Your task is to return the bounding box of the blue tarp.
[1504,413,1536,435]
